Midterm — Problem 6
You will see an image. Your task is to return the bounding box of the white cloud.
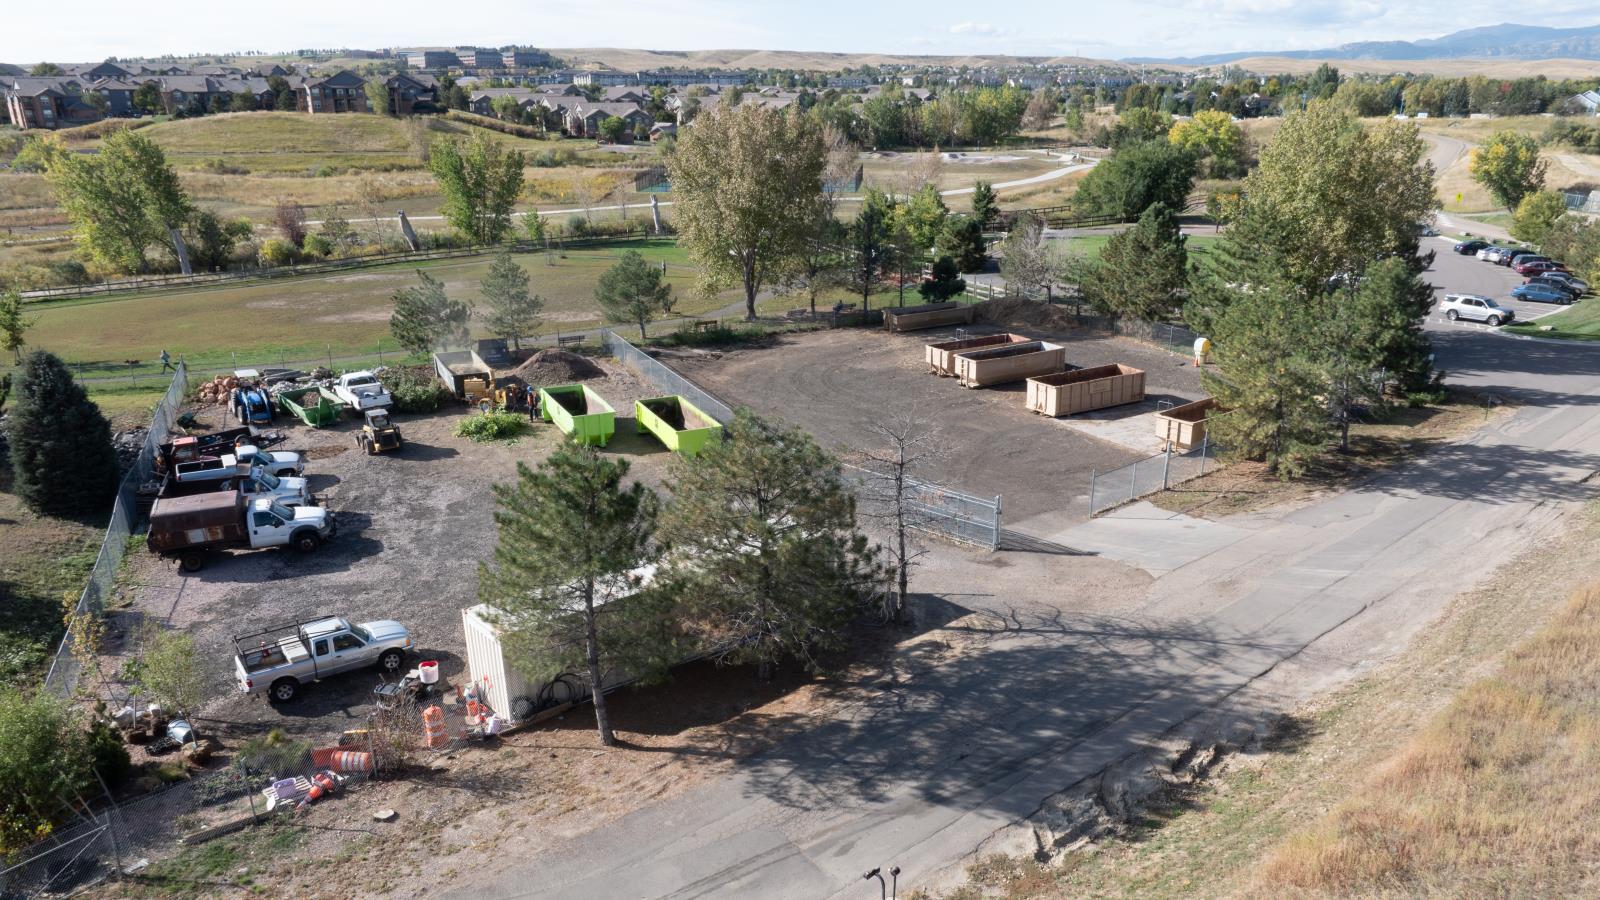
[949,22,1009,37]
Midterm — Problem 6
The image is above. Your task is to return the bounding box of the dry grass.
[0,174,53,211]
[1412,114,1554,144]
[1255,582,1600,896]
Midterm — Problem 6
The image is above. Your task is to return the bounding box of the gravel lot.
[121,360,672,744]
[672,325,1206,523]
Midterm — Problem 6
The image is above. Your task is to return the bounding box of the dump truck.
[148,492,336,572]
[234,615,413,704]
[434,350,493,399]
[277,386,348,427]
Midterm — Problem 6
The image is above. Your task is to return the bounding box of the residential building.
[383,72,437,115]
[458,48,503,69]
[1564,90,1600,116]
[297,70,369,113]
[573,70,633,87]
[502,50,550,69]
[565,101,650,137]
[4,78,72,128]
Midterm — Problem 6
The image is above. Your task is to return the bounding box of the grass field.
[15,240,724,380]
[1505,297,1600,340]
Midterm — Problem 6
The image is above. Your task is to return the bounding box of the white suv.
[1440,293,1515,326]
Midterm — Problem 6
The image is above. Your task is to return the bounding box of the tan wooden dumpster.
[1155,397,1219,450]
[883,302,977,333]
[1026,364,1146,417]
[953,341,1067,388]
[925,333,1031,376]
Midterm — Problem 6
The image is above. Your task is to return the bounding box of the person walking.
[160,349,175,373]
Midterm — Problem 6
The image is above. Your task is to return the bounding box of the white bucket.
[418,660,439,685]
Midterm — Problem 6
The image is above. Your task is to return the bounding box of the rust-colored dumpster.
[883,302,977,333]
[1155,397,1220,450]
[925,333,1031,376]
[1026,365,1146,417]
[953,341,1066,388]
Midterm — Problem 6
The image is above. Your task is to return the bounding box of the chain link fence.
[602,329,1002,549]
[1087,414,1229,517]
[43,363,188,701]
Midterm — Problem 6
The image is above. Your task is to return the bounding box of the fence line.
[43,362,188,700]
[1087,417,1227,517]
[601,329,1002,549]
[19,231,664,303]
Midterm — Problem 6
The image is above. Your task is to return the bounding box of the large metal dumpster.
[953,341,1066,388]
[276,386,347,427]
[924,333,1031,376]
[434,350,493,400]
[635,395,722,457]
[883,302,977,333]
[1155,397,1220,450]
[1026,364,1146,417]
[540,384,616,446]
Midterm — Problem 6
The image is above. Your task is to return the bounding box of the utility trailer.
[882,301,977,333]
[540,384,615,446]
[924,333,1031,376]
[1025,364,1146,417]
[952,340,1066,388]
[635,395,722,456]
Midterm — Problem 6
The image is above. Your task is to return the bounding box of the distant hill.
[545,47,1131,73]
[1129,23,1600,64]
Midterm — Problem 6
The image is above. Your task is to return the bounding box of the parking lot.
[1426,237,1574,330]
[120,359,675,744]
[671,325,1206,531]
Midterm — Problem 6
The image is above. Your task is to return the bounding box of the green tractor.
[356,409,403,455]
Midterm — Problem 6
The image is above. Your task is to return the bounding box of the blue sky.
[0,0,1587,63]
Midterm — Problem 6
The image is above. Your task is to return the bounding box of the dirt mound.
[513,349,605,386]
[976,296,1082,331]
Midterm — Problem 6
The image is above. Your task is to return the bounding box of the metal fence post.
[1200,430,1209,476]
[1162,444,1171,490]
[1088,469,1097,517]
[1129,458,1137,500]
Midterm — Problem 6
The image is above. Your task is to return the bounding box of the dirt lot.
[671,326,1206,525]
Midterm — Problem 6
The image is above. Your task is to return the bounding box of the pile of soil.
[976,296,1082,331]
[513,349,605,387]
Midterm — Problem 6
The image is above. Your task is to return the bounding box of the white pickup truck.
[334,371,393,414]
[234,616,414,703]
[148,493,336,571]
[173,446,303,484]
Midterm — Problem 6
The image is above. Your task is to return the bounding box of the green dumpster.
[635,395,722,457]
[539,384,616,447]
[277,386,348,427]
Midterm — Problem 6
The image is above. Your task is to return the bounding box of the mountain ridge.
[1126,22,1600,64]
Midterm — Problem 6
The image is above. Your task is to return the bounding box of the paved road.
[454,222,1600,898]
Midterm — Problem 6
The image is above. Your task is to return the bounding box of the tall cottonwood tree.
[480,444,669,747]
[429,132,526,244]
[667,104,827,319]
[479,253,543,350]
[47,130,194,273]
[660,412,881,679]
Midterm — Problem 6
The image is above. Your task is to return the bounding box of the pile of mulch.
[512,349,605,387]
[976,295,1082,330]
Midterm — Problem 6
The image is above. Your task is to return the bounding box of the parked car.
[1512,282,1574,305]
[1542,271,1590,295]
[147,493,335,571]
[1526,275,1584,300]
[1440,293,1515,325]
[1500,248,1540,267]
[1481,246,1513,263]
[1454,239,1488,255]
[233,616,413,703]
[1515,259,1567,276]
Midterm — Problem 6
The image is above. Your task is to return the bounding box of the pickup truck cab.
[173,446,302,484]
[235,616,414,703]
[160,467,312,505]
[334,372,393,413]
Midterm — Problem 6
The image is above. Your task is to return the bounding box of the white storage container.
[461,604,541,724]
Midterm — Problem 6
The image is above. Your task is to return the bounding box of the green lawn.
[14,239,732,383]
[1504,297,1600,340]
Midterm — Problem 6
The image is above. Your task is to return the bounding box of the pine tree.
[389,270,471,355]
[934,216,987,273]
[919,255,966,302]
[660,412,881,679]
[970,181,998,228]
[479,443,668,747]
[846,191,893,306]
[1203,281,1330,478]
[1081,202,1189,320]
[595,251,674,340]
[479,253,544,351]
[7,351,119,515]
